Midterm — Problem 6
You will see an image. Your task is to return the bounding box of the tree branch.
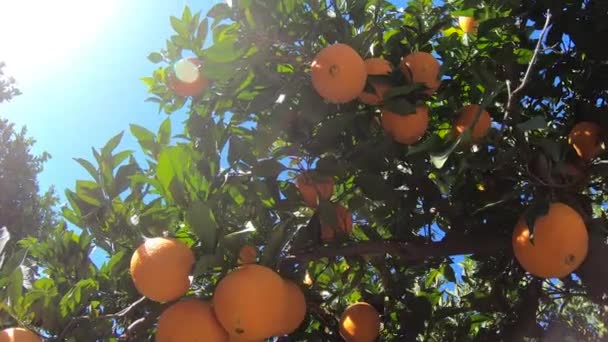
[286,236,510,263]
[503,10,553,126]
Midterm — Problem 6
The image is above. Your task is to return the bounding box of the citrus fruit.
[238,244,258,264]
[400,52,441,95]
[339,302,381,342]
[358,58,393,105]
[311,43,367,103]
[0,328,41,342]
[568,121,603,161]
[213,264,287,340]
[129,237,195,302]
[156,298,228,342]
[453,104,492,140]
[168,57,208,97]
[280,280,307,334]
[458,16,478,33]
[512,202,589,279]
[381,105,429,144]
[295,172,334,208]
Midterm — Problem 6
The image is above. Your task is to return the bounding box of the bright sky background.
[1,0,223,262]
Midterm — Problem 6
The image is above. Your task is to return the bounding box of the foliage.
[1,0,608,341]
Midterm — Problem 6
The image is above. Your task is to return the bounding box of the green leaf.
[112,150,133,168]
[156,146,198,205]
[254,159,285,178]
[356,174,394,201]
[72,158,98,181]
[223,223,256,249]
[516,116,547,132]
[101,131,124,157]
[192,254,223,276]
[207,3,232,20]
[181,6,193,24]
[260,219,292,267]
[147,52,164,64]
[195,18,209,49]
[204,40,246,63]
[8,266,23,305]
[383,96,416,115]
[524,200,550,243]
[170,16,188,37]
[114,163,139,196]
[186,201,218,253]
[383,84,425,100]
[514,48,534,64]
[75,180,103,206]
[158,117,172,146]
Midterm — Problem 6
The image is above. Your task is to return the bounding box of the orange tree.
[1,0,608,340]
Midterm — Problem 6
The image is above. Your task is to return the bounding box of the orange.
[358,58,393,105]
[381,105,429,145]
[400,52,441,95]
[279,280,307,334]
[129,237,195,303]
[0,328,41,342]
[213,264,288,340]
[512,202,589,279]
[156,298,228,342]
[458,16,478,33]
[238,244,257,264]
[339,302,381,342]
[295,172,334,208]
[320,204,353,243]
[453,104,492,140]
[568,121,603,161]
[311,43,367,103]
[168,57,208,97]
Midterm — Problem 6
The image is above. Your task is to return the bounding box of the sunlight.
[0,0,121,86]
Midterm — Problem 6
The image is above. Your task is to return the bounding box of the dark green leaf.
[204,40,246,63]
[516,116,547,132]
[112,150,133,168]
[356,174,394,201]
[186,201,218,253]
[383,96,416,115]
[73,158,99,181]
[170,16,188,37]
[101,131,124,157]
[524,200,550,243]
[254,159,285,178]
[260,219,291,267]
[158,117,172,146]
[318,200,338,228]
[383,84,425,100]
[8,266,23,305]
[147,52,164,64]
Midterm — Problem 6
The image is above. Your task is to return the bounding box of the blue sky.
[1,0,220,207]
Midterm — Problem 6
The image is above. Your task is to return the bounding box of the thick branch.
[287,236,510,263]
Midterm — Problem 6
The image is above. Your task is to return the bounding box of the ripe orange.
[381,105,429,145]
[568,121,603,161]
[358,58,393,105]
[295,172,334,208]
[238,244,257,264]
[400,52,441,95]
[458,16,478,33]
[512,202,589,279]
[280,280,307,334]
[213,264,287,340]
[320,204,353,243]
[339,302,381,342]
[453,104,492,140]
[168,57,208,97]
[156,298,228,342]
[0,328,41,342]
[129,237,195,303]
[311,43,367,103]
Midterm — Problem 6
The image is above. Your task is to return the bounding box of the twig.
[503,10,553,129]
[57,296,147,340]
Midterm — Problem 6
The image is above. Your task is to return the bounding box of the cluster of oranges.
[295,171,353,242]
[308,38,602,281]
[128,237,381,341]
[310,43,492,147]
